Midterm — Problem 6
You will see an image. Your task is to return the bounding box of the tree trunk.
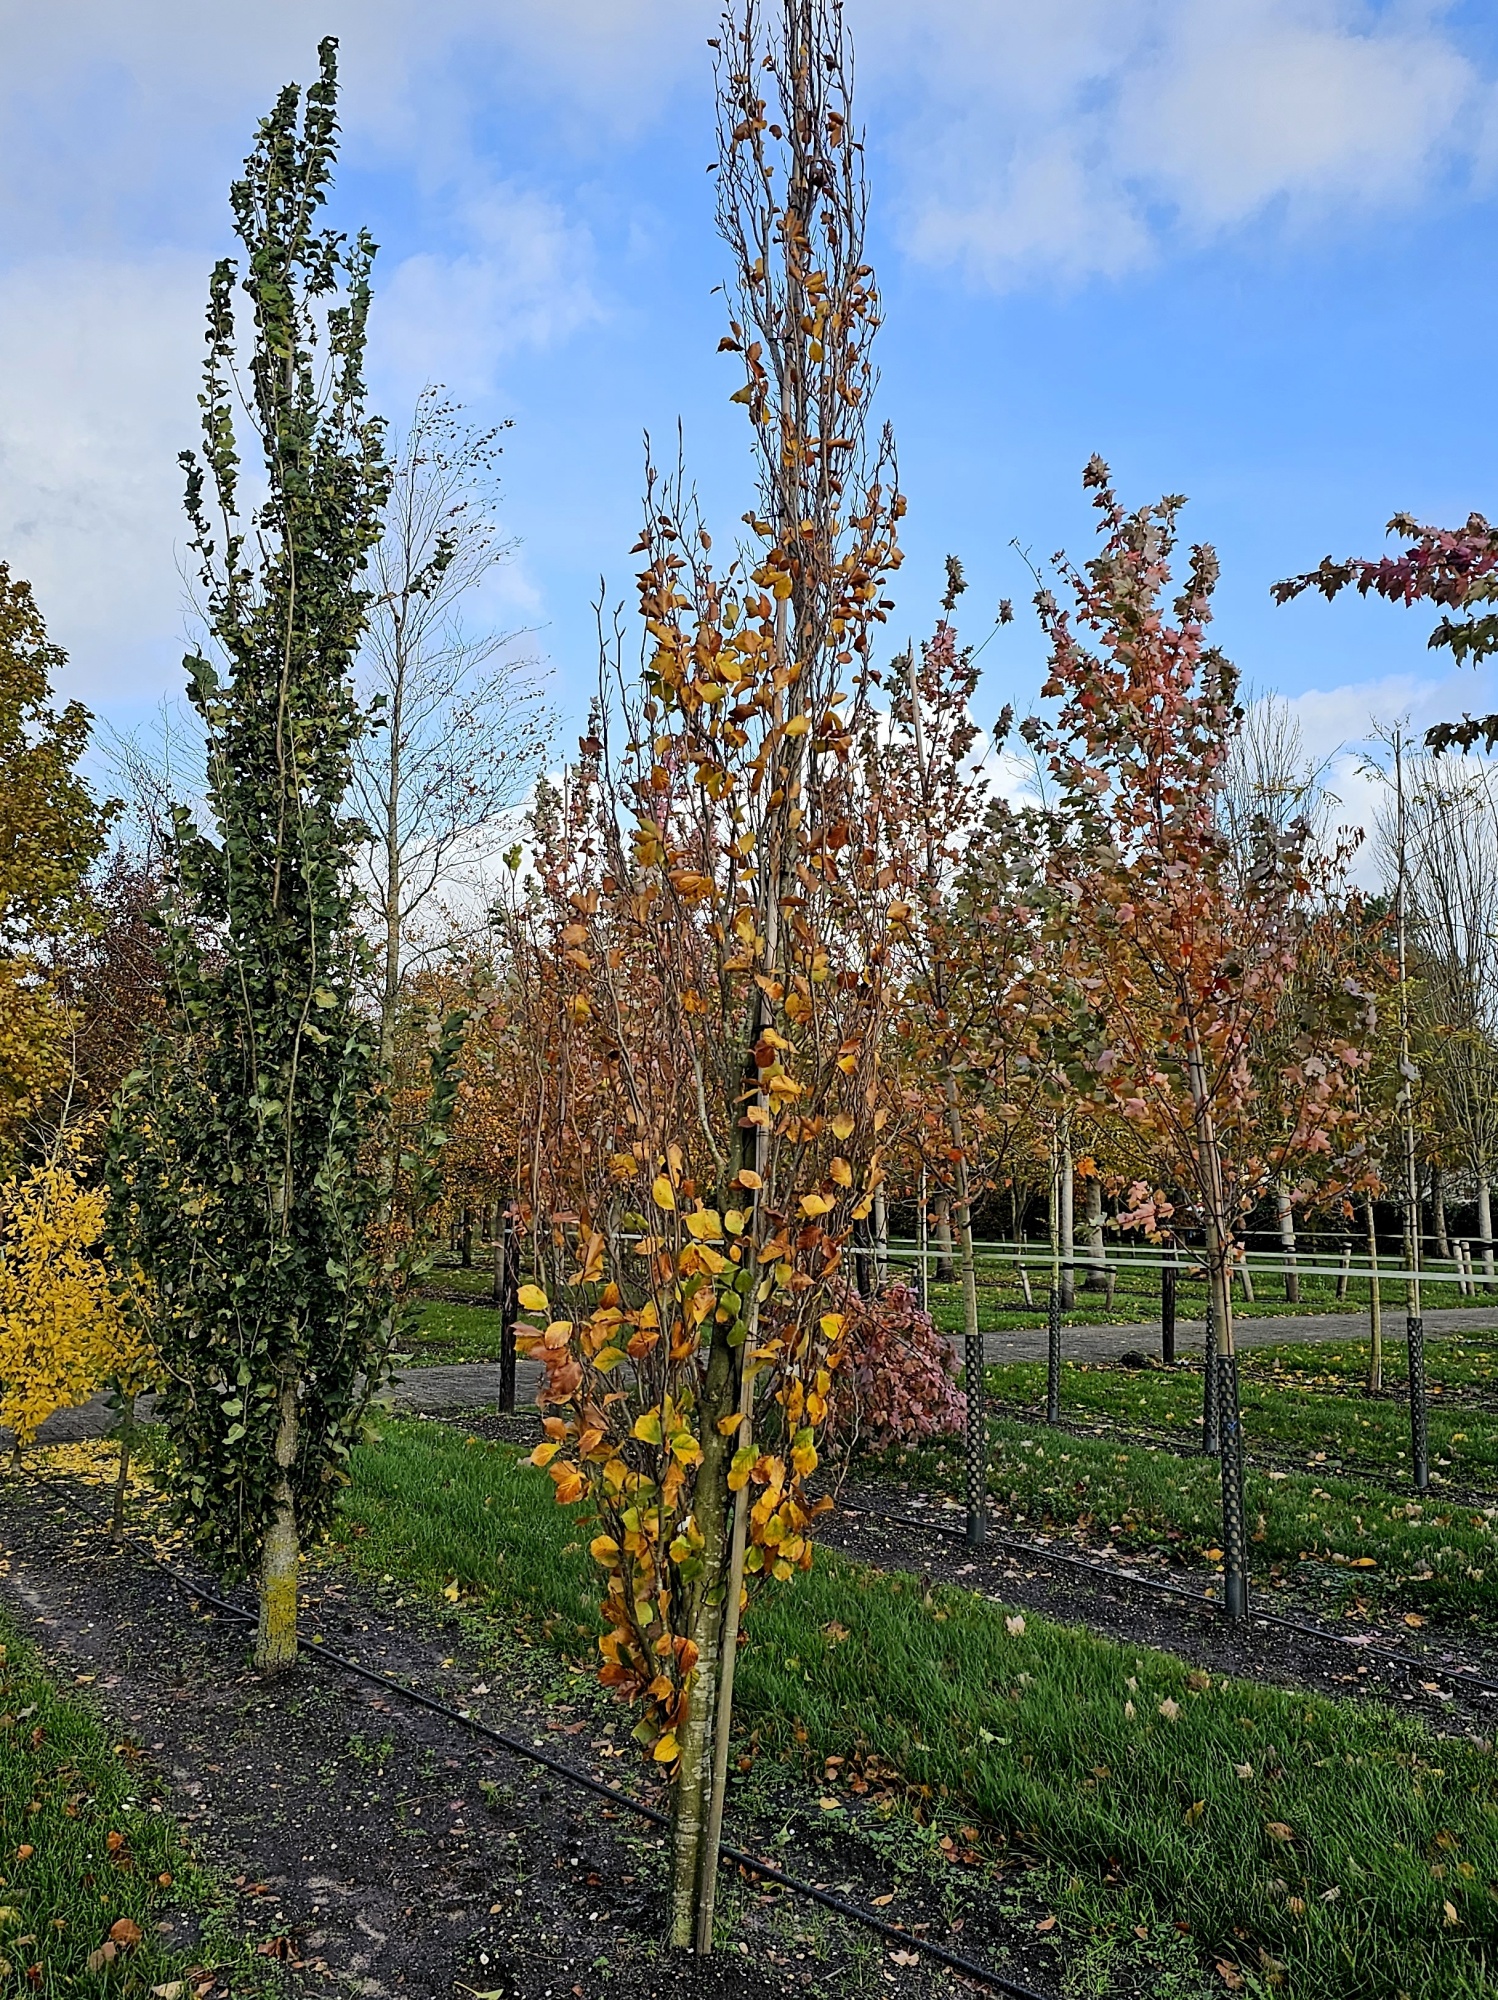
[1335,1243,1350,1302]
[1364,1196,1383,1394]
[933,1194,955,1283]
[255,1374,300,1673]
[945,1074,986,1548]
[916,1168,929,1311]
[1432,1166,1451,1261]
[668,1328,737,1947]
[872,1189,888,1291]
[1082,1173,1104,1290]
[1236,1259,1255,1303]
[1275,1183,1299,1303]
[460,1205,474,1269]
[1479,1176,1495,1284]
[1058,1134,1075,1312]
[111,1392,137,1540]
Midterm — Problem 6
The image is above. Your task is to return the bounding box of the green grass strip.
[0,1608,271,1996]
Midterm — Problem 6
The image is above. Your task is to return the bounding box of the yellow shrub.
[0,1162,150,1444]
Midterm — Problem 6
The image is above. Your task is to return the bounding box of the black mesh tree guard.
[964,1327,987,1547]
[1216,1344,1249,1620]
[1201,1292,1220,1457]
[1407,1313,1429,1493]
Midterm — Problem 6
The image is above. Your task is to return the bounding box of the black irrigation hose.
[834,1498,1498,1702]
[27,1473,1050,2000]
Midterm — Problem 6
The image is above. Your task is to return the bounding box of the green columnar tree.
[108,41,401,1670]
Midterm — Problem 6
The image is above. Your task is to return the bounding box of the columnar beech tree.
[108,42,416,1671]
[501,0,903,1948]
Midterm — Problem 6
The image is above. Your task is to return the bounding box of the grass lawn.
[0,1610,279,1997]
[985,1347,1498,1487]
[328,1415,1498,1999]
[404,1298,505,1365]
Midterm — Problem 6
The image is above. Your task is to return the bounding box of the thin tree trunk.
[945,1074,986,1548]
[1236,1259,1255,1303]
[255,1374,300,1673]
[1335,1243,1350,1302]
[872,1189,888,1291]
[1479,1177,1495,1284]
[1058,1130,1075,1312]
[668,1329,737,1946]
[1082,1173,1104,1290]
[111,1392,137,1540]
[916,1167,929,1311]
[1275,1182,1299,1303]
[460,1205,474,1269]
[1432,1166,1451,1260]
[933,1194,954,1283]
[1365,1196,1383,1394]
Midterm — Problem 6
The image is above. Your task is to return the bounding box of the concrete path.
[17,1307,1498,1447]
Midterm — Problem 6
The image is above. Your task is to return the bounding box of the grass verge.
[329,1415,1498,2000]
[0,1607,279,1997]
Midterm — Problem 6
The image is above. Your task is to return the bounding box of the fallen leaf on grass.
[1233,1763,1253,1781]
[1184,1800,1206,1825]
[1005,1615,1026,1637]
[1158,1698,1181,1722]
[1216,1962,1244,1990]
[889,1950,919,1966]
[872,1893,895,1907]
[152,1984,187,1998]
[1444,1900,1460,1927]
[1034,1915,1057,1933]
[1404,1613,1427,1628]
[1265,1822,1294,1843]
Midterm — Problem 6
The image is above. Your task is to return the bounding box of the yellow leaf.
[1184,1800,1205,1825]
[653,1732,680,1763]
[518,1284,549,1312]
[685,1208,724,1241]
[829,1157,852,1187]
[723,1209,747,1235]
[633,1410,663,1446]
[592,1346,628,1373]
[800,1193,835,1218]
[831,1111,855,1140]
[443,1579,461,1603]
[529,1440,561,1467]
[736,1169,763,1191]
[589,1535,621,1566]
[819,1312,846,1339]
[652,1175,677,1212]
[783,714,810,737]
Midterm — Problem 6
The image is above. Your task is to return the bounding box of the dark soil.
[0,1471,1056,2000]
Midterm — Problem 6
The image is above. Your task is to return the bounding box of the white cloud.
[0,254,203,703]
[374,186,602,401]
[864,0,1486,288]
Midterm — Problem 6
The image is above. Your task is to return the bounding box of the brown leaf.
[109,1918,143,1949]
[1034,1915,1057,1933]
[1265,1822,1294,1843]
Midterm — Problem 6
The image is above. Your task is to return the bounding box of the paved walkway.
[977,1304,1498,1366]
[17,1308,1497,1446]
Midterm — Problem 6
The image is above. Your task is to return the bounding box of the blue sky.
[3,0,1497,829]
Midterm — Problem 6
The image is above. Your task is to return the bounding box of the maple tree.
[1274,512,1498,753]
[1023,461,1373,1618]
